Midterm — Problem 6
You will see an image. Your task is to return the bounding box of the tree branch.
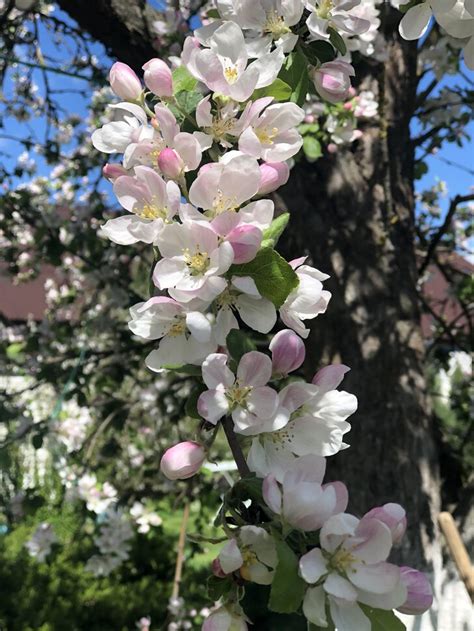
[223,417,250,477]
[419,194,474,277]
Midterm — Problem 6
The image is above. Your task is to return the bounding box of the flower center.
[224,66,239,84]
[226,384,252,408]
[138,198,168,220]
[167,317,186,337]
[263,11,290,38]
[216,287,236,308]
[212,189,238,215]
[317,0,333,19]
[239,547,258,581]
[183,248,210,275]
[329,547,356,574]
[255,126,279,145]
[211,117,236,140]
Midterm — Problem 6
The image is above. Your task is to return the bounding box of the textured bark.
[56,0,158,72]
[279,15,441,568]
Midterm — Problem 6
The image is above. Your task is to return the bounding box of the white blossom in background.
[130,501,163,533]
[25,522,57,561]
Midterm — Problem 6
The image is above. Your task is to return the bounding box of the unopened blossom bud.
[312,61,355,104]
[211,557,227,578]
[397,567,433,615]
[364,503,407,544]
[158,148,183,179]
[312,364,350,391]
[108,62,142,101]
[102,163,128,181]
[160,441,205,480]
[142,58,173,98]
[327,143,338,154]
[269,329,305,376]
[258,162,290,195]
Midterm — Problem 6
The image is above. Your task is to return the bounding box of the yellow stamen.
[329,547,356,573]
[212,189,238,215]
[224,66,239,84]
[167,317,186,337]
[255,126,279,145]
[226,384,252,408]
[263,10,290,38]
[183,248,210,275]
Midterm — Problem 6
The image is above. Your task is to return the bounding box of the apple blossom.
[197,351,287,433]
[183,21,284,102]
[25,522,57,561]
[109,62,142,101]
[238,101,305,162]
[91,102,149,154]
[203,605,249,631]
[157,147,184,179]
[312,60,355,104]
[312,363,350,391]
[257,161,290,195]
[217,525,277,584]
[128,297,217,371]
[212,276,277,344]
[263,455,348,530]
[299,512,407,630]
[397,566,434,615]
[364,502,407,545]
[280,257,332,338]
[217,0,303,53]
[153,221,234,303]
[269,328,305,376]
[102,165,180,245]
[189,154,262,217]
[398,0,457,41]
[160,441,206,480]
[142,58,173,97]
[305,0,371,41]
[102,162,128,181]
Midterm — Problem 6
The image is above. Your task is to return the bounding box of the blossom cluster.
[91,1,435,628]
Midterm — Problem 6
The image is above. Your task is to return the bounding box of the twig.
[418,194,474,277]
[438,512,474,602]
[171,501,190,601]
[222,417,250,477]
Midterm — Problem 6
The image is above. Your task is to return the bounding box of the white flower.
[91,102,148,154]
[130,501,163,533]
[239,101,305,162]
[183,22,284,102]
[305,0,371,42]
[128,296,217,371]
[197,351,288,434]
[398,0,456,41]
[25,522,57,561]
[217,525,278,584]
[102,166,181,245]
[280,257,332,338]
[153,220,234,303]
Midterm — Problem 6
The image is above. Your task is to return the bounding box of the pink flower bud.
[160,441,205,480]
[364,503,407,544]
[312,61,355,104]
[397,567,433,615]
[211,557,227,578]
[142,58,173,98]
[312,364,350,391]
[343,101,354,111]
[226,224,262,264]
[327,143,338,154]
[158,148,183,179]
[304,114,315,123]
[258,162,290,195]
[108,62,142,101]
[269,329,306,375]
[102,163,128,182]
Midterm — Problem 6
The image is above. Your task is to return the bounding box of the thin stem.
[171,501,190,601]
[223,417,250,477]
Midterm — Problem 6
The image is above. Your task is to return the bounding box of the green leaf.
[328,27,347,56]
[226,329,257,363]
[303,136,322,161]
[278,51,309,106]
[172,66,197,93]
[6,342,26,361]
[228,475,263,506]
[207,576,234,601]
[303,40,336,66]
[185,385,206,419]
[268,539,306,614]
[163,363,202,376]
[229,247,299,308]
[261,213,290,248]
[360,606,407,631]
[253,78,292,102]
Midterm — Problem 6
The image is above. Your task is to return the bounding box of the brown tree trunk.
[279,14,441,569]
